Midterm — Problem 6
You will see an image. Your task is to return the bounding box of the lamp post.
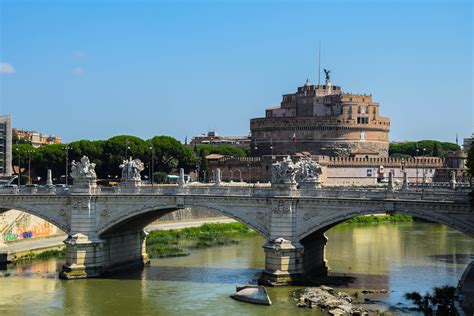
[149,145,155,186]
[230,170,234,182]
[125,139,130,160]
[27,150,33,185]
[63,146,71,186]
[16,146,21,186]
[415,148,420,189]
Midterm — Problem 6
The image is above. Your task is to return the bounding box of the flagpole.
[318,40,321,85]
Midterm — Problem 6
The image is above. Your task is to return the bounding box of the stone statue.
[119,157,144,181]
[323,69,331,81]
[70,156,97,180]
[271,156,300,185]
[297,158,322,183]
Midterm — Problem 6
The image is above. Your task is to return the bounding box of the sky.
[0,0,472,144]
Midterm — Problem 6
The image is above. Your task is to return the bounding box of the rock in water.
[297,286,354,314]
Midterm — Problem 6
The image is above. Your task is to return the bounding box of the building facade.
[208,154,443,185]
[250,76,390,157]
[189,131,250,149]
[0,115,12,176]
[13,128,62,147]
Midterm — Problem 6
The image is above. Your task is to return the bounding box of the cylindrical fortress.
[250,79,390,157]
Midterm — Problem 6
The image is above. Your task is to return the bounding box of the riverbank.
[343,214,413,224]
[0,218,237,263]
[146,222,257,258]
[1,215,415,263]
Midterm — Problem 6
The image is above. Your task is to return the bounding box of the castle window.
[360,132,366,140]
[357,117,369,124]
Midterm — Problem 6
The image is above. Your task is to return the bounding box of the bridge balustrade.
[0,183,470,205]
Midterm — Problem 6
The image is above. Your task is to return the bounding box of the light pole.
[415,148,420,189]
[125,139,130,160]
[230,170,234,182]
[16,145,21,186]
[63,146,71,185]
[27,150,33,185]
[149,145,155,186]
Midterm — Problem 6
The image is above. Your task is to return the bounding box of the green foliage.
[150,136,197,173]
[431,285,456,305]
[146,222,257,258]
[153,171,168,184]
[194,144,248,157]
[14,248,66,262]
[404,285,456,311]
[14,134,199,183]
[389,140,460,158]
[343,215,413,224]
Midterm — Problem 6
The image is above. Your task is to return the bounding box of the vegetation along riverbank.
[146,222,258,258]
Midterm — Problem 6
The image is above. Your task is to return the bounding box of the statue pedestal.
[299,180,321,191]
[120,179,142,193]
[272,183,298,197]
[71,179,98,194]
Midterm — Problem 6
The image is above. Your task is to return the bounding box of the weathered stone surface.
[297,286,354,314]
[0,182,471,282]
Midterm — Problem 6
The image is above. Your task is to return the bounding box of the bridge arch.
[0,205,69,234]
[298,208,474,242]
[97,203,270,239]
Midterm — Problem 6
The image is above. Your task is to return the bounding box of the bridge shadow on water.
[106,265,391,290]
[105,265,262,285]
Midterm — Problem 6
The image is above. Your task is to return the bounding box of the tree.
[195,144,248,157]
[389,140,460,158]
[432,142,440,157]
[149,136,197,174]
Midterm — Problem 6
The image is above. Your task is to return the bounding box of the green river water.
[0,222,473,315]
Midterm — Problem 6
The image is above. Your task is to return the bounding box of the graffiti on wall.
[3,213,57,242]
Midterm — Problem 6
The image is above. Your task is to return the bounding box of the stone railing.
[1,183,470,204]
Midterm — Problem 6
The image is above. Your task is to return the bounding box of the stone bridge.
[0,179,472,285]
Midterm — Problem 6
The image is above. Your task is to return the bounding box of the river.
[0,222,473,315]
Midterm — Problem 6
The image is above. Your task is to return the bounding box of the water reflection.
[0,222,472,316]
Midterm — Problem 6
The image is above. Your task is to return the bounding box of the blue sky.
[0,0,472,143]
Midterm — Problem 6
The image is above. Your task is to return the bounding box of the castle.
[250,72,390,157]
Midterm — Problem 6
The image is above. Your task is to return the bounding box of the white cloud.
[72,67,85,76]
[0,63,16,74]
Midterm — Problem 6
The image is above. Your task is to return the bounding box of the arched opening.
[299,210,474,309]
[95,205,268,277]
[0,207,67,265]
[0,208,67,243]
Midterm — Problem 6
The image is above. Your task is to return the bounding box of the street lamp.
[16,145,21,186]
[27,150,34,185]
[125,139,130,160]
[415,148,420,188]
[149,145,155,186]
[63,146,71,185]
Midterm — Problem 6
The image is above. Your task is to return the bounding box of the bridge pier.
[259,233,328,285]
[300,232,328,279]
[60,229,149,279]
[259,239,305,285]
